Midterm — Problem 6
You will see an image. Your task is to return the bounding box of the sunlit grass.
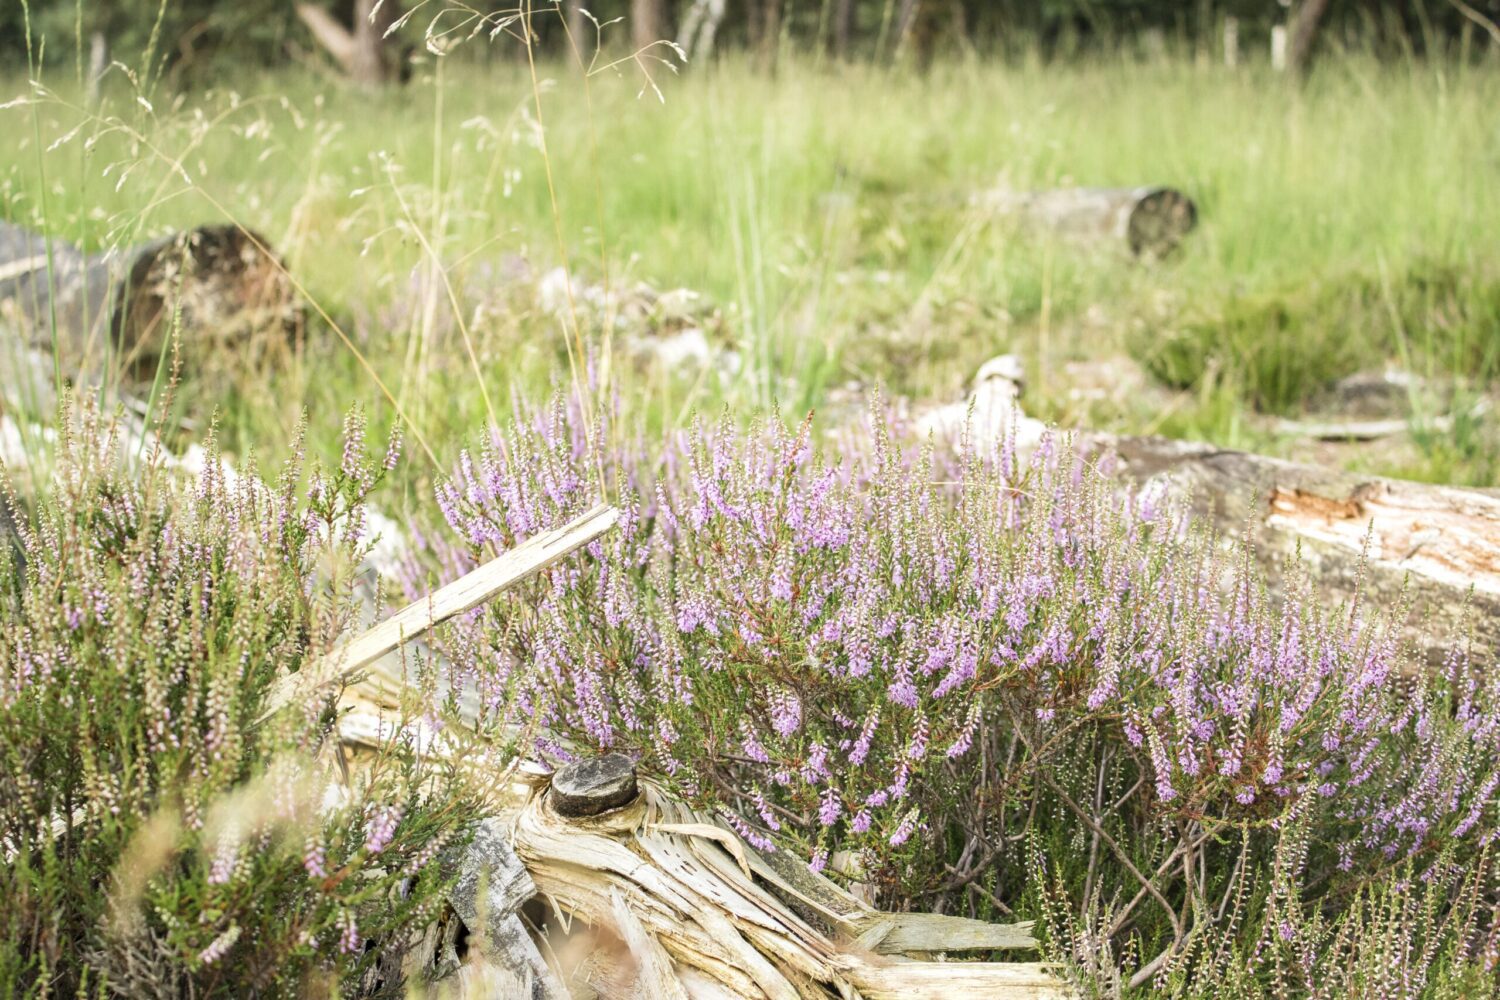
[1,44,1496,486]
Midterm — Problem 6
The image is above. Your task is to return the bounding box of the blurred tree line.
[0,0,1494,84]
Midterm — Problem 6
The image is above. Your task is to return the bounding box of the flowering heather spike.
[207,825,240,884]
[303,836,328,879]
[198,925,241,966]
[819,787,842,826]
[338,910,361,955]
[365,804,403,855]
[0,399,477,994]
[889,809,920,847]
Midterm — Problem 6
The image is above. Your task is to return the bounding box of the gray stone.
[550,753,639,817]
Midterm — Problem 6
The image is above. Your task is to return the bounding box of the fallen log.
[918,354,1499,668]
[1088,432,1500,669]
[0,222,299,388]
[975,186,1197,257]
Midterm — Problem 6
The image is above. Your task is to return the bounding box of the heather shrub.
[417,393,1500,994]
[0,405,479,998]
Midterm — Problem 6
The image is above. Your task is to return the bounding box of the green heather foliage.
[414,394,1500,995]
[0,404,479,997]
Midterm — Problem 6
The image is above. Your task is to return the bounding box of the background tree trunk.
[895,0,921,58]
[564,0,587,57]
[760,0,784,70]
[1289,0,1333,74]
[678,0,728,63]
[297,0,401,87]
[631,0,665,52]
[833,0,855,57]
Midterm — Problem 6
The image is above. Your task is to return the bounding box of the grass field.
[6,30,1500,997]
[3,45,1499,489]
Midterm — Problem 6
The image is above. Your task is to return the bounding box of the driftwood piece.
[510,776,1070,999]
[1086,433,1500,668]
[976,186,1197,257]
[0,222,299,388]
[324,497,1063,994]
[261,503,619,720]
[919,354,1497,669]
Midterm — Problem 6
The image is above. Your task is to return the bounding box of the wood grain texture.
[1089,433,1500,668]
[511,779,1072,998]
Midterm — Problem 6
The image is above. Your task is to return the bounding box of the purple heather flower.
[769,688,802,738]
[365,805,402,855]
[198,926,241,966]
[819,787,842,826]
[338,911,361,955]
[889,809,919,847]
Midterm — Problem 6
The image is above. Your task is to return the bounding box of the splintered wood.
[328,506,1072,997]
[510,779,1069,999]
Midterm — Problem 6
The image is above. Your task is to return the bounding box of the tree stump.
[0,223,300,389]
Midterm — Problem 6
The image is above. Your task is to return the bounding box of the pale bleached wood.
[261,503,619,721]
[509,778,1073,999]
[1087,433,1500,669]
[872,911,1039,954]
[844,961,1070,998]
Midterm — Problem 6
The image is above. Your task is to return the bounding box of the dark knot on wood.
[550,753,639,817]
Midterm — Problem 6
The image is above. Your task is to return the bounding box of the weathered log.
[976,186,1197,257]
[920,355,1498,668]
[1087,432,1500,669]
[0,223,299,388]
[427,818,568,999]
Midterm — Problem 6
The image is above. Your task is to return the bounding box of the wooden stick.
[260,503,619,721]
